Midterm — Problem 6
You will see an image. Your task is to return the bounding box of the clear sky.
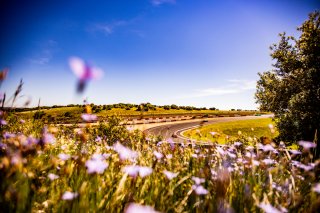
[0,0,319,109]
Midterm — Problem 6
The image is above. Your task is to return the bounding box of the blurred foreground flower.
[69,56,103,93]
[81,113,97,122]
[163,170,178,180]
[192,185,208,195]
[123,165,153,178]
[298,140,316,150]
[258,203,282,213]
[125,203,160,213]
[313,183,320,194]
[85,157,108,174]
[62,191,78,200]
[0,68,8,81]
[48,173,59,180]
[113,142,138,161]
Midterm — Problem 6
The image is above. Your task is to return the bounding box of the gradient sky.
[1,0,319,109]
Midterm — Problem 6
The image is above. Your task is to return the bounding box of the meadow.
[1,110,319,212]
[182,118,278,144]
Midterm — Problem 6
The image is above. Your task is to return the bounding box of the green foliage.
[255,11,320,155]
[33,111,46,120]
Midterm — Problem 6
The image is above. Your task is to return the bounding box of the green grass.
[183,118,278,144]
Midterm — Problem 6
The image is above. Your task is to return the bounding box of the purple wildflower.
[62,191,78,200]
[85,157,108,174]
[312,183,320,194]
[153,151,163,160]
[0,119,7,125]
[192,185,208,195]
[69,56,103,93]
[163,170,179,180]
[298,140,316,150]
[192,176,205,185]
[113,142,138,161]
[48,173,59,180]
[125,203,160,213]
[58,153,70,161]
[258,203,282,213]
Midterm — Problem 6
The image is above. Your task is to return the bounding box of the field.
[1,113,319,212]
[183,118,278,144]
[17,106,262,124]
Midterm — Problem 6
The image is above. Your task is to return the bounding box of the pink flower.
[69,56,103,93]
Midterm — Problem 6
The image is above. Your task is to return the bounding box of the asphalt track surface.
[143,115,272,144]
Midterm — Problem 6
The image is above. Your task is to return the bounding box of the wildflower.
[289,150,301,155]
[42,132,55,144]
[268,124,274,129]
[61,144,67,150]
[192,185,208,195]
[69,56,103,93]
[85,158,108,174]
[113,142,138,161]
[153,151,163,160]
[125,203,160,213]
[123,165,153,178]
[62,191,78,200]
[48,173,59,180]
[0,119,7,125]
[262,158,274,165]
[258,144,275,152]
[81,113,97,122]
[123,165,140,178]
[166,154,173,159]
[298,140,316,150]
[138,166,153,178]
[258,203,281,213]
[312,183,320,194]
[58,153,70,161]
[234,141,242,146]
[95,136,102,142]
[192,176,205,185]
[227,151,236,159]
[216,146,225,155]
[163,170,179,180]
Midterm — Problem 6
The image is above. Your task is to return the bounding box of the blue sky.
[0,0,319,109]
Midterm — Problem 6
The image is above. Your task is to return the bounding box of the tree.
[255,11,320,158]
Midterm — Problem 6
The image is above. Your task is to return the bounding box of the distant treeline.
[4,102,258,113]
